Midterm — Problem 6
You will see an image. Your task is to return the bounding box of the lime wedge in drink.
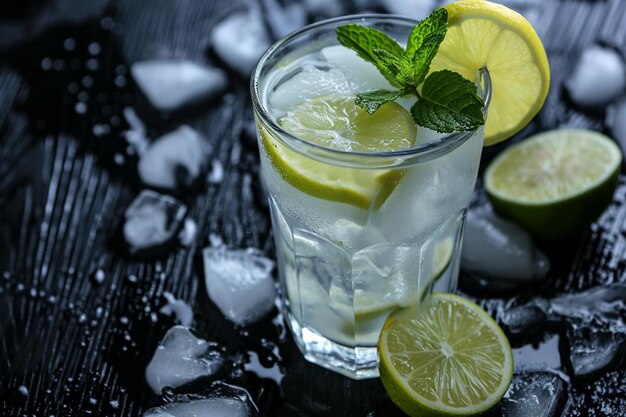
[485,129,621,240]
[430,0,550,145]
[261,95,416,210]
[379,293,513,417]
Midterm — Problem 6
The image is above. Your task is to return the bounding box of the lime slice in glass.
[379,293,513,417]
[485,129,621,240]
[261,94,416,210]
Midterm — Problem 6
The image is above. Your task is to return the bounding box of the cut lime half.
[261,95,416,210]
[379,293,513,417]
[485,129,621,240]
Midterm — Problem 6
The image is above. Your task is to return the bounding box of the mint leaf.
[372,49,413,86]
[405,8,447,61]
[405,8,448,85]
[355,89,405,114]
[410,70,485,133]
[336,24,405,88]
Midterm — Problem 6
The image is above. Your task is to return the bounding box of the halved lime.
[261,95,416,210]
[485,129,621,240]
[379,293,513,417]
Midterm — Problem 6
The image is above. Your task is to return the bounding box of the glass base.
[287,314,380,379]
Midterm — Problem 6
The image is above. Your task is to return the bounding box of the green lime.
[261,95,416,210]
[379,293,513,417]
[485,129,621,240]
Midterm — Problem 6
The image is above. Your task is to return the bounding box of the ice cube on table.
[268,66,352,112]
[565,45,626,109]
[210,5,270,77]
[203,248,276,325]
[123,107,150,156]
[138,125,209,191]
[261,0,307,39]
[303,0,345,17]
[321,45,394,92]
[462,210,550,291]
[123,190,187,257]
[380,0,437,19]
[501,301,549,338]
[500,372,568,417]
[160,292,193,327]
[143,397,248,417]
[130,60,227,112]
[145,326,224,394]
[565,325,626,379]
[549,283,626,326]
[178,218,198,248]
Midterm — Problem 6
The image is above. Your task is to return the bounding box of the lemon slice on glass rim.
[430,0,550,145]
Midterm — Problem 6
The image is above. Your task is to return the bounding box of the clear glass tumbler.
[251,15,490,379]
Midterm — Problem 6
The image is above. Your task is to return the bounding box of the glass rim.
[250,14,491,165]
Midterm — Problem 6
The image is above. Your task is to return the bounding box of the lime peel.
[379,293,513,417]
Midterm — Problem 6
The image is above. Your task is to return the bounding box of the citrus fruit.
[430,0,550,145]
[379,293,513,417]
[485,129,621,240]
[261,94,416,210]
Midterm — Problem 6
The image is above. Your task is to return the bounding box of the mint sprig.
[336,8,485,133]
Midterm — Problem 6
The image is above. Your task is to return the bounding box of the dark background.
[1,0,626,416]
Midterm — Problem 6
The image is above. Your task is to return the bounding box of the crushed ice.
[123,190,187,256]
[131,60,227,112]
[143,396,249,417]
[138,125,210,191]
[501,372,567,417]
[145,326,224,394]
[178,218,198,247]
[122,107,150,156]
[207,159,224,184]
[203,248,276,325]
[160,292,193,327]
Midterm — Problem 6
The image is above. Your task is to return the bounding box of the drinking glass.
[251,15,490,379]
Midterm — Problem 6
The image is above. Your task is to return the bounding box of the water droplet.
[82,76,94,88]
[100,16,115,31]
[86,58,99,71]
[18,386,28,397]
[75,103,88,114]
[15,283,25,294]
[89,398,97,405]
[114,75,126,88]
[41,57,52,71]
[109,399,119,409]
[93,269,105,284]
[127,274,138,284]
[53,59,65,71]
[120,316,129,325]
[63,38,76,51]
[29,288,37,298]
[88,43,101,56]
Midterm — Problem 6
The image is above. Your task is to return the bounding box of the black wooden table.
[1,0,626,416]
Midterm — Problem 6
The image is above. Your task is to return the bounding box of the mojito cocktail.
[252,15,489,379]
